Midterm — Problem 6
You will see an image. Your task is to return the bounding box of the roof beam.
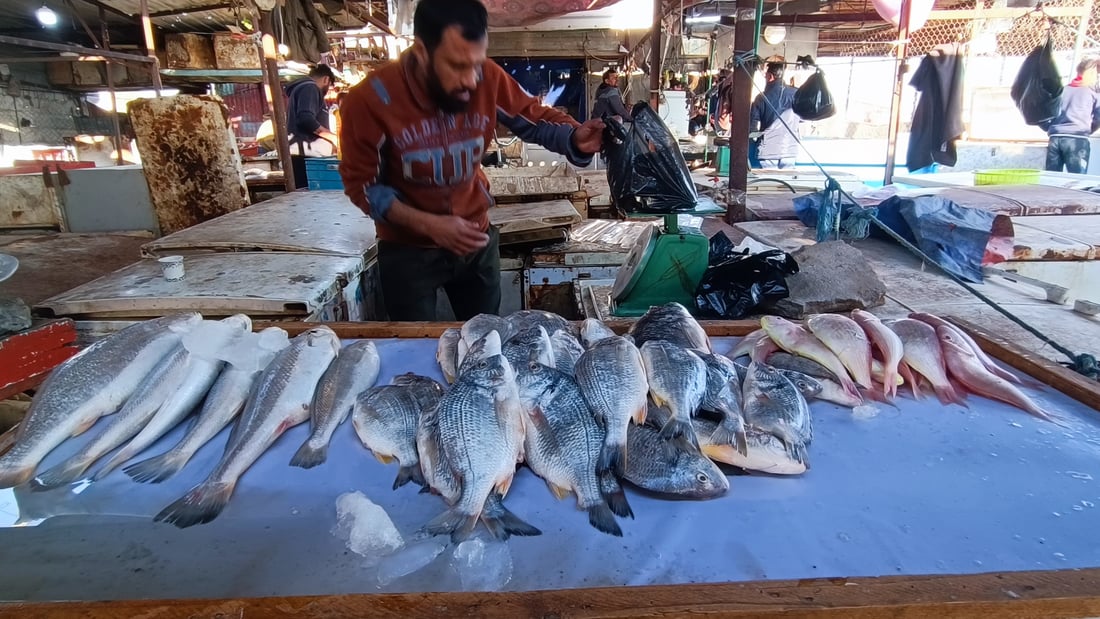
[343,2,394,35]
[0,33,153,63]
[763,5,1090,25]
[148,3,232,18]
[77,0,133,20]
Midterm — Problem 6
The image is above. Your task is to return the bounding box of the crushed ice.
[377,539,449,586]
[450,538,513,591]
[333,491,404,566]
[851,405,879,420]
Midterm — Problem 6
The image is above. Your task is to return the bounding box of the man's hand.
[572,119,605,154]
[318,129,339,146]
[425,214,490,256]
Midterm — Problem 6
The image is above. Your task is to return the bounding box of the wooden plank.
[948,316,1100,412]
[3,567,1100,618]
[488,29,622,58]
[0,319,78,401]
[968,185,1100,216]
[488,200,582,237]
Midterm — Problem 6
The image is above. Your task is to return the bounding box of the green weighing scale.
[610,203,726,317]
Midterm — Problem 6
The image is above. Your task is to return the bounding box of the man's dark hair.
[414,0,489,53]
[765,62,785,80]
[1077,57,1099,76]
[310,64,337,80]
[602,68,618,81]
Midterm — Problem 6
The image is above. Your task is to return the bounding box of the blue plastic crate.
[308,179,344,191]
[304,157,343,191]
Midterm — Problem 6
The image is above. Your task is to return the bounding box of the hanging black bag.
[1011,35,1063,127]
[793,69,836,121]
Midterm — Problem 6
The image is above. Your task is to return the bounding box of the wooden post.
[726,0,756,223]
[259,10,296,193]
[100,6,125,166]
[648,0,663,111]
[138,0,163,93]
[883,0,911,185]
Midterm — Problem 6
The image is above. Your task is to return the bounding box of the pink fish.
[750,334,779,364]
[888,319,966,407]
[807,314,874,391]
[851,309,904,399]
[730,329,766,360]
[761,316,860,398]
[909,312,1026,386]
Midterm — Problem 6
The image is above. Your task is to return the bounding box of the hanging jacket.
[283,0,329,64]
[906,44,965,172]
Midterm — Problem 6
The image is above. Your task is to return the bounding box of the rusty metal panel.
[0,174,62,230]
[165,33,217,69]
[213,32,261,69]
[129,94,249,236]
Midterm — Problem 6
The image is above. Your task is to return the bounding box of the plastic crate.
[973,168,1040,186]
[304,157,344,191]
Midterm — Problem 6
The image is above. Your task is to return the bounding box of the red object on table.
[0,319,79,401]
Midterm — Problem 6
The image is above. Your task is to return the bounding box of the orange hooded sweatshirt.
[339,51,592,247]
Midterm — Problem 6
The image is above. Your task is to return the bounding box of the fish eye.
[478,360,488,369]
[696,472,710,483]
[529,362,541,371]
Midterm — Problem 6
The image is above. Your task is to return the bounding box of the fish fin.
[422,508,480,544]
[289,440,329,469]
[392,463,426,490]
[546,482,570,501]
[700,443,726,461]
[373,452,396,465]
[123,451,186,484]
[596,440,627,479]
[418,485,433,495]
[632,403,647,425]
[586,503,623,537]
[658,418,700,451]
[153,481,236,529]
[90,451,130,482]
[708,420,747,456]
[899,363,922,400]
[71,416,99,438]
[859,387,898,410]
[934,382,968,409]
[481,497,541,541]
[30,457,91,491]
[599,471,634,519]
[496,472,515,497]
[792,442,811,469]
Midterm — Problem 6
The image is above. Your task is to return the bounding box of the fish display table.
[1,321,1099,618]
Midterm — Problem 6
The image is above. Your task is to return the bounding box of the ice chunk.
[377,539,449,586]
[213,327,290,373]
[333,492,404,564]
[851,405,879,420]
[450,538,513,592]
[181,319,247,361]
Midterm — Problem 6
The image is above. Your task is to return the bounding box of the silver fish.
[505,310,570,339]
[457,330,503,376]
[0,312,201,489]
[623,420,728,499]
[579,318,616,348]
[629,302,711,353]
[696,418,807,476]
[154,327,341,528]
[516,363,632,536]
[696,353,749,456]
[94,315,253,481]
[550,330,585,375]
[574,335,648,477]
[437,328,461,385]
[742,362,813,466]
[124,327,288,485]
[352,374,444,489]
[502,326,554,372]
[640,340,707,450]
[421,353,529,543]
[767,354,859,407]
[290,340,381,469]
[461,314,512,356]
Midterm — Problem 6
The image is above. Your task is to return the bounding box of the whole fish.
[0,312,201,489]
[629,302,711,353]
[457,330,503,376]
[353,374,444,489]
[742,362,813,466]
[123,327,289,484]
[851,309,904,399]
[889,319,965,407]
[761,316,859,399]
[502,326,554,372]
[516,364,632,536]
[640,340,707,450]
[574,335,648,477]
[94,316,254,481]
[550,330,586,375]
[505,310,570,339]
[421,353,529,543]
[729,329,766,360]
[910,312,1026,386]
[937,326,1060,424]
[33,342,198,490]
[154,327,341,528]
[580,318,616,348]
[437,328,461,384]
[696,353,748,455]
[461,314,513,354]
[696,418,807,476]
[290,340,381,469]
[806,314,874,390]
[623,421,728,499]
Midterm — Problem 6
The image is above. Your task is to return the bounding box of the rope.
[841,205,877,240]
[731,59,1099,379]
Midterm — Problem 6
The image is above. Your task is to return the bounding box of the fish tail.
[123,451,187,484]
[860,387,898,410]
[392,463,426,490]
[153,481,236,528]
[480,507,541,542]
[289,439,329,470]
[789,441,811,468]
[884,367,899,399]
[934,382,968,408]
[599,471,634,519]
[91,449,133,482]
[709,421,748,457]
[422,508,480,544]
[30,457,91,491]
[597,437,627,478]
[899,363,922,400]
[659,417,700,451]
[586,503,623,537]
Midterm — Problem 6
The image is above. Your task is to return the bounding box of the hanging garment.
[283,0,329,64]
[906,44,965,173]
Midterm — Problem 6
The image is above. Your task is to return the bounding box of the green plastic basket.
[973,168,1041,186]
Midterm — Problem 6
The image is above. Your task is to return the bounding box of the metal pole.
[259,10,296,193]
[726,0,756,223]
[882,0,911,186]
[138,0,163,94]
[649,0,663,111]
[100,6,124,166]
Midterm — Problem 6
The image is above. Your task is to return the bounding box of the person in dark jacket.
[750,62,799,168]
[591,69,631,122]
[287,64,338,188]
[1046,58,1100,174]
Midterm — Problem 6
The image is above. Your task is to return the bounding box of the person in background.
[255,114,276,154]
[1045,57,1100,174]
[286,64,339,188]
[592,68,632,122]
[749,61,800,169]
[688,101,709,136]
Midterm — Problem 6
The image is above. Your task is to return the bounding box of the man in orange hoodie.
[340,0,604,321]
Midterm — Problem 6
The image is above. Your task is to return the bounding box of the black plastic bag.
[694,233,800,319]
[603,102,715,215]
[1011,36,1063,127]
[793,69,836,121]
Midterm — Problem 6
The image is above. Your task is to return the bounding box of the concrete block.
[770,241,887,318]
